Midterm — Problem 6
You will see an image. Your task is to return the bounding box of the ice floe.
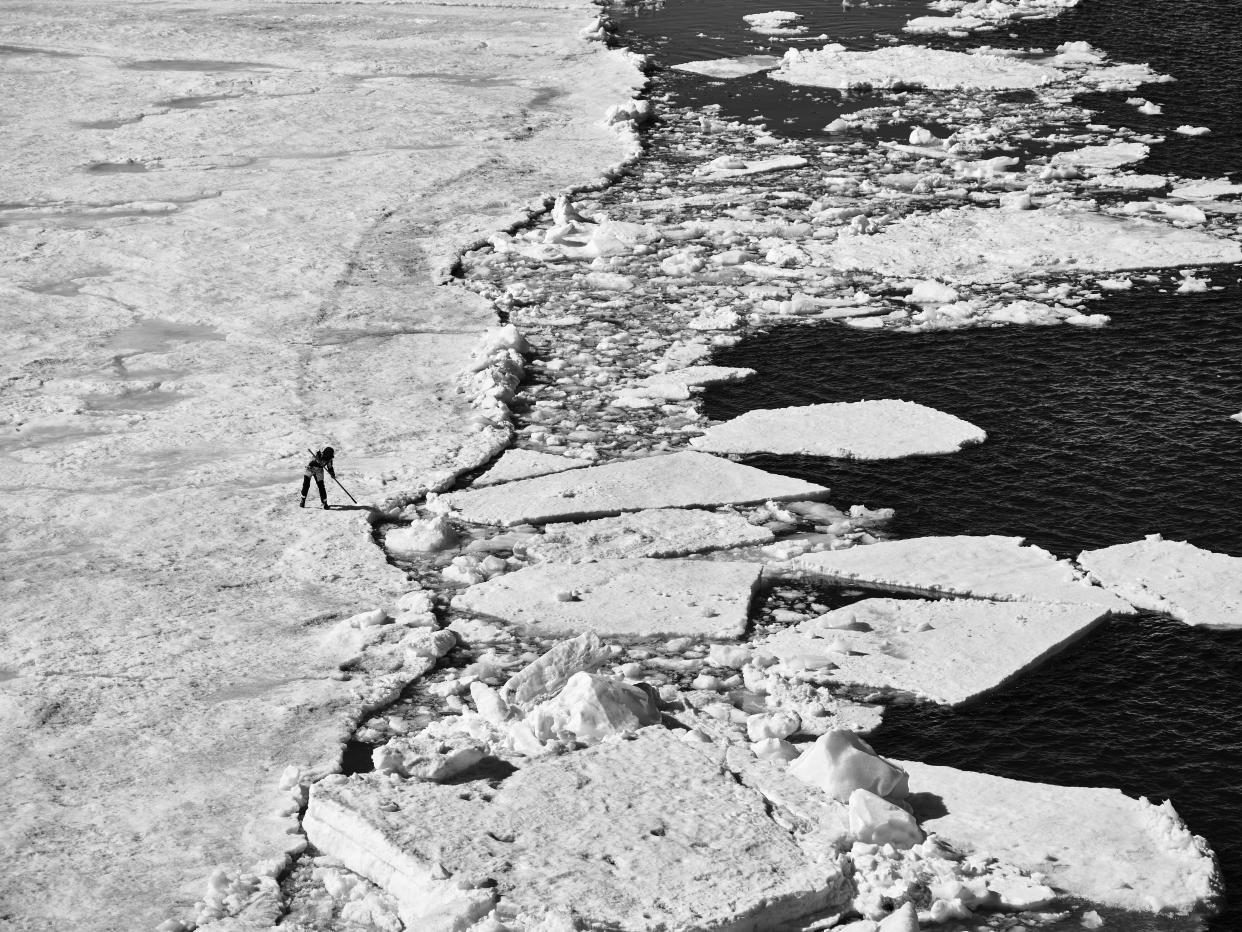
[690,399,987,459]
[906,0,1082,36]
[670,54,783,78]
[759,597,1111,705]
[904,760,1223,913]
[305,728,844,930]
[797,535,1131,611]
[772,45,1062,91]
[744,11,808,35]
[451,558,763,638]
[823,206,1242,284]
[1078,536,1242,628]
[443,450,829,526]
[470,448,590,488]
[526,507,774,562]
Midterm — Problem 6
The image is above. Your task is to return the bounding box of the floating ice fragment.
[671,55,783,78]
[1176,124,1211,136]
[790,730,909,802]
[690,400,986,459]
[849,789,923,849]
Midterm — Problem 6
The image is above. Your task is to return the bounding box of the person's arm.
[327,461,336,478]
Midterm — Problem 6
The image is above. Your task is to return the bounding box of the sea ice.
[470,448,590,488]
[905,0,1081,35]
[442,450,829,526]
[1171,178,1242,199]
[499,631,610,710]
[790,730,910,802]
[1078,537,1242,627]
[1051,141,1150,170]
[903,760,1222,913]
[759,597,1111,705]
[772,45,1062,91]
[743,11,808,35]
[670,55,783,79]
[821,206,1242,283]
[305,728,844,929]
[797,535,1130,610]
[526,671,661,744]
[526,507,774,562]
[689,399,987,459]
[695,154,809,180]
[451,558,763,638]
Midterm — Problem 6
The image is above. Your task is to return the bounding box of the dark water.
[611,0,1242,926]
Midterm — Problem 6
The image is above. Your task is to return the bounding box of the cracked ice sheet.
[1078,538,1242,628]
[902,760,1222,914]
[442,450,829,526]
[451,558,763,638]
[759,597,1110,706]
[796,535,1131,612]
[0,0,643,927]
[816,206,1242,284]
[305,727,845,930]
[526,508,775,562]
[470,448,590,487]
[690,400,987,459]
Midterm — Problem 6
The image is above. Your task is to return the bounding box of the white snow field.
[821,206,1242,283]
[450,558,764,638]
[689,399,987,459]
[797,535,1131,611]
[0,1,642,928]
[759,597,1112,705]
[442,449,830,525]
[903,761,1222,913]
[1078,537,1242,627]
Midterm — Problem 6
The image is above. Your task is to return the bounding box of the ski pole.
[308,448,358,504]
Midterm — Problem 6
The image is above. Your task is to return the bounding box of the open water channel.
[609,0,1242,928]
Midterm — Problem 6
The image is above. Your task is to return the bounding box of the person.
[300,446,336,509]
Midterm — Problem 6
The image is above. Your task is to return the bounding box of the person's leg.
[315,475,328,508]
[300,474,311,506]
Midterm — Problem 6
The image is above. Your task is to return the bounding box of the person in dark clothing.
[300,447,335,509]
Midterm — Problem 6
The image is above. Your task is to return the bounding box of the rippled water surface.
[612,0,1242,926]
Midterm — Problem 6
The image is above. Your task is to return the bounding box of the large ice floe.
[797,535,1131,611]
[690,400,987,459]
[452,558,763,638]
[527,507,775,562]
[906,0,1083,36]
[443,449,829,525]
[904,760,1222,913]
[758,597,1111,705]
[1078,536,1242,627]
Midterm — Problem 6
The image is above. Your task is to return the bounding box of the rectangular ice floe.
[901,760,1222,914]
[817,206,1242,284]
[527,508,774,563]
[470,448,590,487]
[689,399,986,459]
[796,535,1131,612]
[305,728,844,930]
[443,450,829,526]
[671,54,783,78]
[1077,537,1242,628]
[759,598,1110,705]
[451,558,762,638]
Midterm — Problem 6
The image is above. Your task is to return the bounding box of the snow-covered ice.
[451,558,763,638]
[527,507,775,562]
[905,0,1082,35]
[305,727,844,929]
[797,535,1131,611]
[470,448,590,487]
[671,55,783,78]
[772,45,1064,91]
[443,450,830,525]
[690,399,987,459]
[904,760,1222,913]
[760,597,1111,705]
[822,206,1242,283]
[1078,537,1242,627]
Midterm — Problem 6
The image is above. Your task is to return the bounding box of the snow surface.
[671,55,783,78]
[821,206,1242,283]
[797,535,1131,611]
[1078,537,1242,628]
[0,0,643,927]
[760,597,1111,705]
[470,448,590,487]
[306,728,845,929]
[689,399,987,459]
[527,507,774,562]
[903,760,1222,913]
[443,450,830,525]
[451,558,763,638]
